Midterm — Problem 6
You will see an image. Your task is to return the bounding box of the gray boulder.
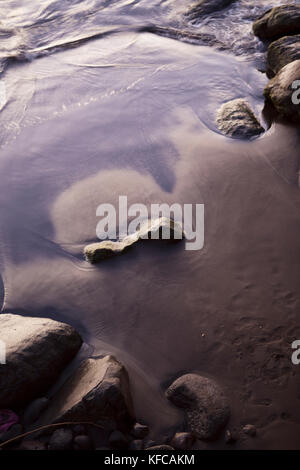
[186,0,236,21]
[216,99,264,139]
[38,356,135,432]
[0,314,82,408]
[253,5,300,41]
[165,374,230,440]
[267,35,300,76]
[264,59,300,123]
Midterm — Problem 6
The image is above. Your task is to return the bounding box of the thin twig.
[0,421,105,448]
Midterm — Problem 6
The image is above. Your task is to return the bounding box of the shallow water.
[0,0,300,446]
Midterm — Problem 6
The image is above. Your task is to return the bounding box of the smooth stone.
[264,59,300,123]
[84,217,184,264]
[216,99,264,139]
[253,5,300,40]
[267,35,300,77]
[108,430,128,450]
[73,434,92,450]
[170,432,195,450]
[38,356,135,432]
[0,314,82,408]
[19,439,47,450]
[242,424,257,437]
[165,374,230,440]
[129,439,144,450]
[48,428,73,451]
[84,235,137,263]
[131,423,149,439]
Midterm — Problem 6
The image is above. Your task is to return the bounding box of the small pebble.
[243,424,256,437]
[19,439,46,451]
[48,428,73,450]
[225,429,237,444]
[171,432,195,450]
[129,439,143,450]
[74,435,92,450]
[109,430,128,450]
[131,422,149,439]
[146,444,174,451]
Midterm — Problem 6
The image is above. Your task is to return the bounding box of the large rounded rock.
[264,59,300,123]
[0,314,82,408]
[267,35,300,76]
[186,0,236,21]
[253,5,300,41]
[38,356,135,432]
[165,374,230,440]
[216,99,264,139]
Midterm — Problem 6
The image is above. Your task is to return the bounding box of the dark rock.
[264,59,300,123]
[129,439,144,450]
[253,5,300,41]
[48,428,73,451]
[23,397,49,426]
[0,424,23,444]
[242,424,257,437]
[186,0,236,21]
[165,374,230,440]
[109,430,128,450]
[131,423,149,439]
[38,356,135,432]
[19,440,46,450]
[0,314,82,408]
[73,435,92,450]
[267,35,300,76]
[216,99,264,139]
[171,432,195,450]
[146,444,174,450]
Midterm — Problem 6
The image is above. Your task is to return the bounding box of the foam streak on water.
[0,0,298,71]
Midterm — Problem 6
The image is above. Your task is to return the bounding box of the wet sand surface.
[0,12,300,449]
